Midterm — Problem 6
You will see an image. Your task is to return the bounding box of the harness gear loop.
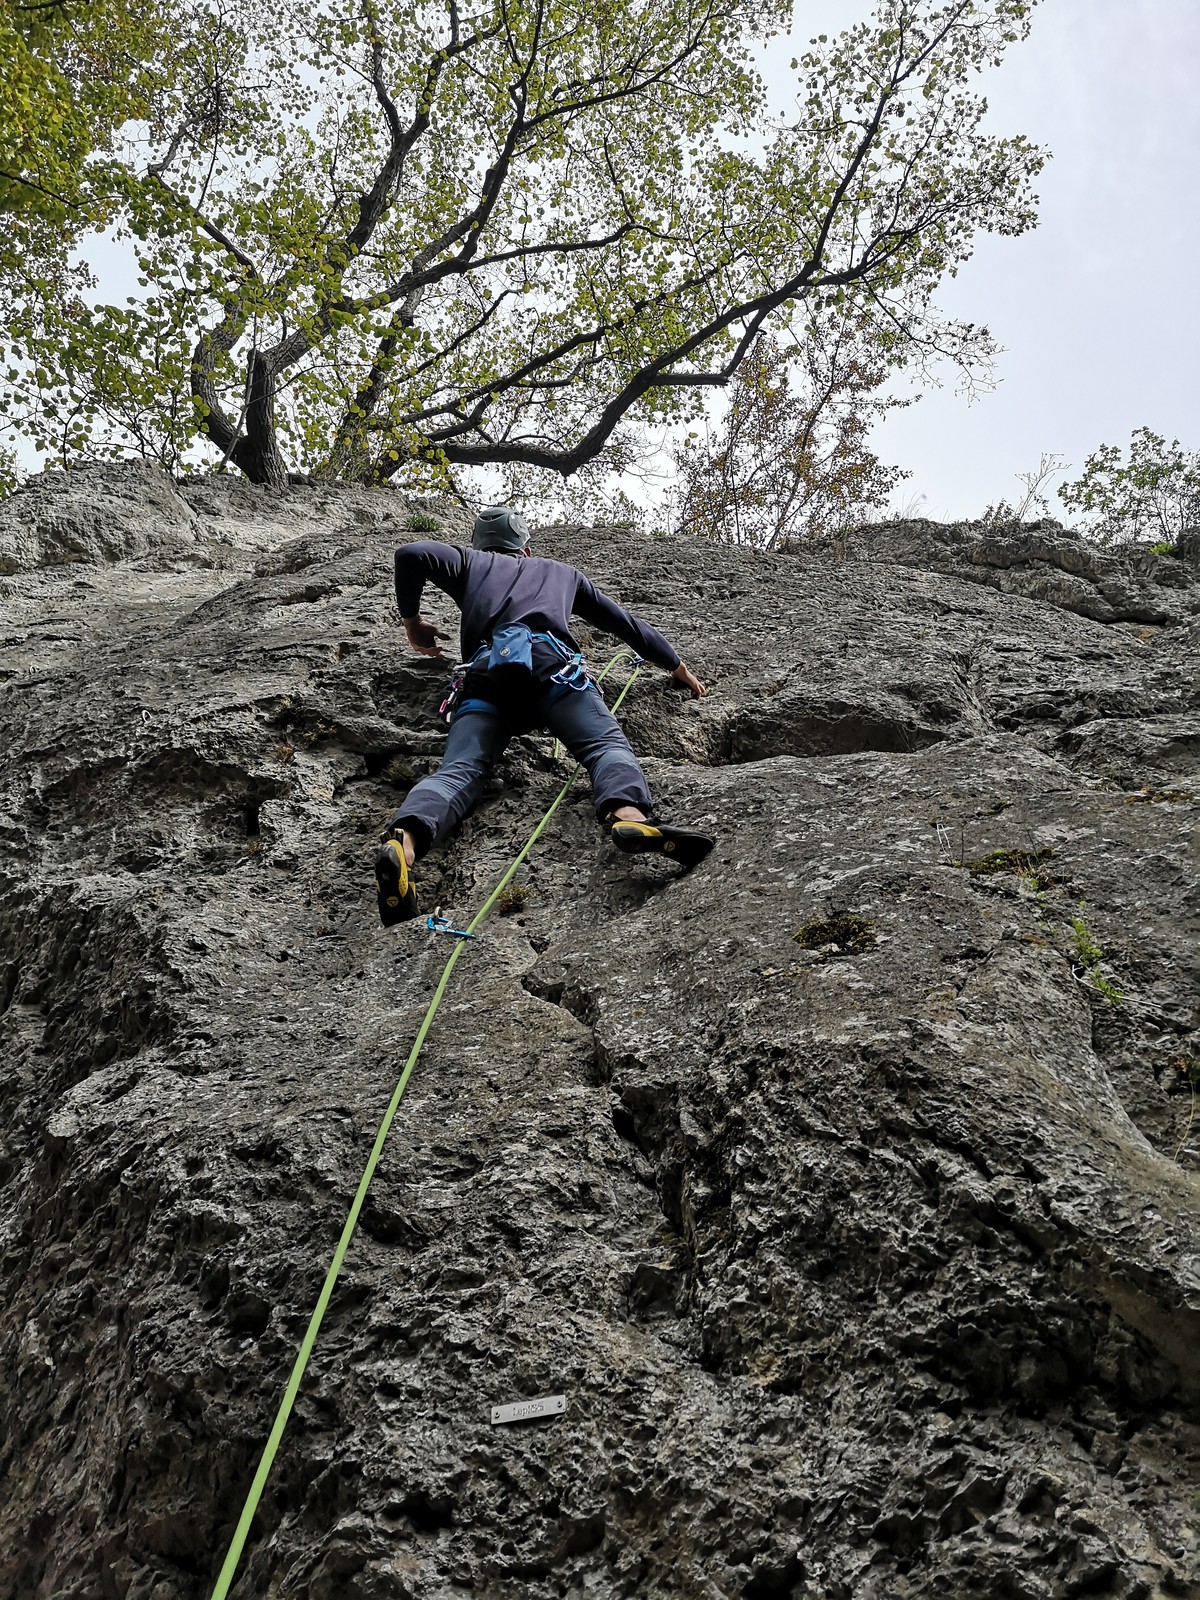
[208,649,643,1600]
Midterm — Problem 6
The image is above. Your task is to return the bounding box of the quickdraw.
[425,913,478,940]
[438,667,467,722]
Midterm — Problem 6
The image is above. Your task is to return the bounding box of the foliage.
[671,324,909,548]
[1069,912,1102,967]
[1,0,161,225]
[5,0,1046,490]
[1070,905,1122,1006]
[0,443,19,498]
[0,0,199,478]
[1059,428,1200,544]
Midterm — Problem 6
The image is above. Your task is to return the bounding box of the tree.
[0,0,195,491]
[5,0,1046,491]
[672,322,909,548]
[1059,428,1200,545]
[0,0,187,236]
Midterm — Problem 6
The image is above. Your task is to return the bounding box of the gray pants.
[395,683,652,859]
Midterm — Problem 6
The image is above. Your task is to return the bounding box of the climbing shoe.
[608,817,715,869]
[374,839,418,926]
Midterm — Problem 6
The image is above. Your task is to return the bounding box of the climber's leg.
[375,706,512,925]
[391,705,512,860]
[542,684,652,820]
[542,686,715,868]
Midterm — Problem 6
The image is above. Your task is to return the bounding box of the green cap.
[472,507,531,551]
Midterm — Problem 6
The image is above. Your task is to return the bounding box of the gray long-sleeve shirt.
[394,541,681,672]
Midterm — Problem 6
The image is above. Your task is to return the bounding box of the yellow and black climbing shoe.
[609,818,715,870]
[374,840,418,926]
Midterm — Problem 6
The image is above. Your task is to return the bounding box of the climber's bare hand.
[672,661,707,698]
[404,616,449,657]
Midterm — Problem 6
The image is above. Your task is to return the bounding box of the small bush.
[1169,1056,1199,1094]
[383,755,424,785]
[1070,913,1103,967]
[408,511,440,533]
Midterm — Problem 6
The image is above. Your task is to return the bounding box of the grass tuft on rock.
[964,846,1055,891]
[495,882,531,916]
[792,913,875,954]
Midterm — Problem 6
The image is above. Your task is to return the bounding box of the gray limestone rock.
[0,462,200,573]
[848,517,1200,627]
[0,470,1197,1600]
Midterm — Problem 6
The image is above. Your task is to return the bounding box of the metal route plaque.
[491,1394,567,1426]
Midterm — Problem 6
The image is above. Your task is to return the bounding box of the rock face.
[1,466,1197,1600]
[846,516,1200,628]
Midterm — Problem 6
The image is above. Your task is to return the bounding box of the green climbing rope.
[209,651,643,1599]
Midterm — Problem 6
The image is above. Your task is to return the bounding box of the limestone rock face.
[0,471,1197,1600]
[855,516,1200,627]
[0,463,201,573]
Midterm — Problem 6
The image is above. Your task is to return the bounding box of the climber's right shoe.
[375,839,418,926]
[608,818,715,869]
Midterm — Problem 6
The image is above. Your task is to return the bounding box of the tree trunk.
[193,327,291,489]
[229,352,289,489]
[318,330,401,485]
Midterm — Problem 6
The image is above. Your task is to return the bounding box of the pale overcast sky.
[12,1,1198,523]
[789,0,1200,520]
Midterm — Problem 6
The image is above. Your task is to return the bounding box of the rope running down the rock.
[209,649,644,1600]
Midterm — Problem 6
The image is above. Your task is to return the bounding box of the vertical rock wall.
[0,468,1197,1600]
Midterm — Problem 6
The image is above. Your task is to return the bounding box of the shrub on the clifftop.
[1060,428,1200,546]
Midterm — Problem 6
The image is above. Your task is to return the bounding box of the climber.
[374,508,714,925]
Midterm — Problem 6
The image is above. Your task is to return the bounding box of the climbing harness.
[208,648,643,1600]
[425,912,478,939]
[440,626,594,724]
[536,629,593,692]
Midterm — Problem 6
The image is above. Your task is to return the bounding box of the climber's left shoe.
[607,817,715,869]
[375,839,418,926]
